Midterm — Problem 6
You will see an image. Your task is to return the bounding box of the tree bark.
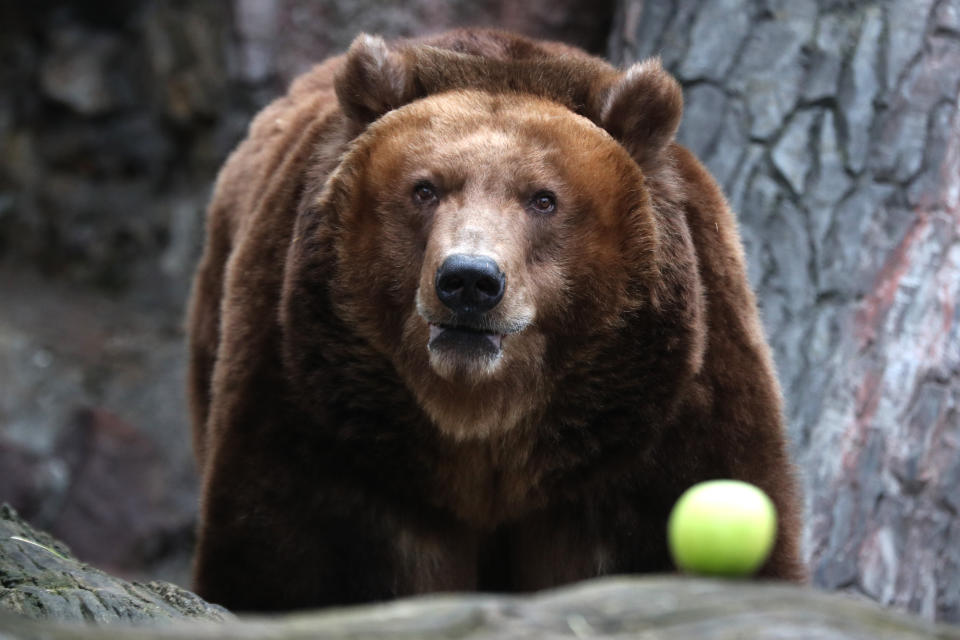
[610,0,960,624]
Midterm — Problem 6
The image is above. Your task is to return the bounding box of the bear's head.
[283,35,703,440]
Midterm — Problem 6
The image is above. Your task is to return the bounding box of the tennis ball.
[667,479,777,577]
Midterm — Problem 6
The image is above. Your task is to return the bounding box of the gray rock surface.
[0,269,197,587]
[0,504,230,623]
[611,0,960,624]
[679,0,751,82]
[0,2,234,307]
[1,503,957,638]
[2,581,957,639]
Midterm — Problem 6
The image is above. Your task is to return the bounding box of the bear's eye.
[412,181,439,206]
[529,190,557,214]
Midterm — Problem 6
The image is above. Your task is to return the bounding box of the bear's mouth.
[428,323,504,358]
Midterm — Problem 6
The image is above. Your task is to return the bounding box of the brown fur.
[187,28,806,612]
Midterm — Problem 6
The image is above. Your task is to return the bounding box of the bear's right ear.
[600,58,683,171]
[334,34,418,126]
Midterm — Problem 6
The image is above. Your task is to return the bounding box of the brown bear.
[187,29,807,612]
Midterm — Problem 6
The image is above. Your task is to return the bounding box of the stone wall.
[0,1,241,305]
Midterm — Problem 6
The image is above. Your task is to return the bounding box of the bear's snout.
[434,254,505,314]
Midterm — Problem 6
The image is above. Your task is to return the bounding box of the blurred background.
[0,0,957,624]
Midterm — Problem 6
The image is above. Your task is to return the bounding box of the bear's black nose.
[435,254,505,313]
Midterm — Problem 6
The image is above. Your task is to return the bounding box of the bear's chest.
[426,431,549,526]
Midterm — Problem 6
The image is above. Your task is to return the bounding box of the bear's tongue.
[428,323,502,356]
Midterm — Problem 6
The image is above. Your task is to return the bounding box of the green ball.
[667,480,777,577]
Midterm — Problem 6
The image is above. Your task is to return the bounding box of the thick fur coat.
[187,29,806,612]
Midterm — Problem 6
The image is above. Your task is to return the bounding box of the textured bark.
[610,0,960,624]
[1,505,956,639]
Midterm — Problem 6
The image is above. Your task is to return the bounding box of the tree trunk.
[610,0,960,623]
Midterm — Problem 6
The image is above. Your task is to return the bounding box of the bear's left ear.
[600,58,683,171]
[334,34,418,126]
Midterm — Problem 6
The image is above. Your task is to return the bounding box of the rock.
[808,110,853,217]
[722,141,765,210]
[0,504,230,623]
[676,83,728,157]
[700,98,750,190]
[39,28,128,116]
[838,6,883,174]
[656,3,700,71]
[0,505,956,638]
[0,444,67,526]
[730,0,817,139]
[679,0,751,81]
[0,269,198,587]
[873,36,960,183]
[815,181,896,297]
[608,0,673,65]
[885,0,934,89]
[257,0,616,86]
[233,0,280,84]
[49,409,196,582]
[142,1,231,123]
[907,101,955,206]
[0,1,236,304]
[803,12,857,102]
[612,0,960,624]
[938,0,960,33]
[771,109,818,195]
